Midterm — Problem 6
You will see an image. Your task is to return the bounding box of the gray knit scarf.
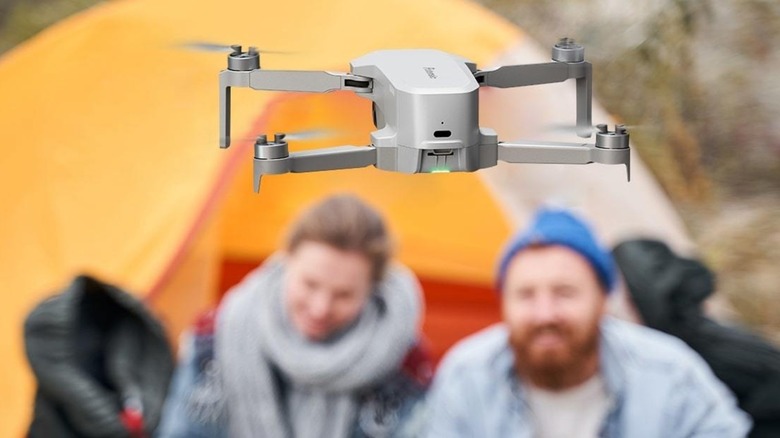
[216,255,422,438]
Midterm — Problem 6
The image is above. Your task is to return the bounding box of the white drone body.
[218,39,630,191]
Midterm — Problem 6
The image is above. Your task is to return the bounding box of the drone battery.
[353,49,483,174]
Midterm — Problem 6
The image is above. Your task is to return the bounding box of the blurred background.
[0,0,777,435]
[478,0,780,341]
[5,0,775,339]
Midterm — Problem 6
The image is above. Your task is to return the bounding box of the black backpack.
[613,239,780,438]
[24,275,174,438]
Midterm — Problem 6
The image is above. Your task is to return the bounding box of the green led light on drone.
[430,168,450,173]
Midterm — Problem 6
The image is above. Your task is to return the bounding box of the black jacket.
[24,275,174,438]
[613,239,780,438]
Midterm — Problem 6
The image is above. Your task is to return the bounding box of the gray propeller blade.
[178,41,297,55]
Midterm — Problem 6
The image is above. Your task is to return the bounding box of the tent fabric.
[0,0,691,435]
[0,0,518,434]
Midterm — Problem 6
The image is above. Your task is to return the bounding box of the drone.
[217,38,630,191]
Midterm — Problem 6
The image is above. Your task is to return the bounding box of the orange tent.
[0,0,691,435]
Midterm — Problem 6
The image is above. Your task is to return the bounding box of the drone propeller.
[544,123,649,135]
[178,41,296,55]
[234,128,346,144]
[282,129,344,141]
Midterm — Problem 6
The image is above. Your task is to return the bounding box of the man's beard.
[509,319,601,390]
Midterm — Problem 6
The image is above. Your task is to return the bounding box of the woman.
[159,194,430,438]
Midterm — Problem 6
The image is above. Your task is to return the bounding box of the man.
[427,207,751,437]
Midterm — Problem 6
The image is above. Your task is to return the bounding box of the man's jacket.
[427,317,751,437]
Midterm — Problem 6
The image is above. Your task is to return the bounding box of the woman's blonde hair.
[285,194,392,282]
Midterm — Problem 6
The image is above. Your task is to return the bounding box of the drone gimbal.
[219,38,630,191]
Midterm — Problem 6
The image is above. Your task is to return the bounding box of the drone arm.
[219,70,372,148]
[289,146,377,172]
[497,139,630,180]
[498,140,593,164]
[253,146,376,192]
[249,71,372,93]
[475,62,593,138]
[475,62,574,88]
[219,70,253,148]
[576,66,592,138]
[219,70,245,148]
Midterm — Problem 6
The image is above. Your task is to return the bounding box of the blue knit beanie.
[496,207,617,293]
